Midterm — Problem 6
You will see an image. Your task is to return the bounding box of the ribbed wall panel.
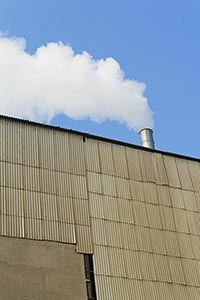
[24,191,41,219]
[164,231,180,257]
[143,182,158,204]
[173,208,189,233]
[159,205,176,231]
[168,257,185,284]
[170,188,185,209]
[129,180,145,201]
[76,225,93,253]
[188,161,200,192]
[59,222,76,243]
[112,144,128,178]
[108,247,126,277]
[101,174,117,197]
[93,245,111,276]
[117,198,134,224]
[125,148,142,181]
[154,153,169,185]
[71,174,87,199]
[157,185,171,206]
[40,193,58,221]
[115,177,131,199]
[153,254,171,282]
[139,252,157,280]
[102,195,119,222]
[91,218,108,246]
[4,121,23,164]
[38,127,55,170]
[69,134,86,175]
[22,124,39,167]
[73,199,90,225]
[132,201,149,226]
[24,218,43,240]
[140,151,156,183]
[124,250,141,279]
[176,158,193,191]
[182,190,198,211]
[53,130,70,172]
[98,141,114,175]
[146,203,162,229]
[163,156,181,188]
[39,169,57,195]
[120,223,137,250]
[55,172,72,196]
[57,196,74,223]
[150,228,166,255]
[84,139,100,172]
[23,166,40,192]
[89,193,104,219]
[105,221,122,248]
[135,226,152,252]
[87,171,102,194]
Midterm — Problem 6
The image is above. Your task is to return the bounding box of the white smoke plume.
[0,33,154,131]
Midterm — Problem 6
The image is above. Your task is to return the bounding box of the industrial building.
[0,115,200,299]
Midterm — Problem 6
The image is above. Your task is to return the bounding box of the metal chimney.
[139,128,155,149]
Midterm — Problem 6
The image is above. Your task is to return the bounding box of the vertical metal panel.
[53,130,70,173]
[140,151,156,183]
[24,217,43,240]
[153,153,169,185]
[22,123,39,167]
[40,193,58,221]
[143,182,158,204]
[187,287,200,300]
[59,222,76,243]
[138,150,148,182]
[57,196,74,223]
[3,163,23,189]
[168,257,186,284]
[5,187,24,217]
[115,177,131,199]
[163,156,181,188]
[186,211,199,235]
[125,148,142,181]
[23,166,40,192]
[129,180,145,202]
[176,158,193,191]
[190,235,200,259]
[105,221,122,248]
[138,252,157,280]
[71,174,87,199]
[157,185,171,206]
[170,188,185,209]
[124,250,142,279]
[112,144,128,178]
[1,215,25,238]
[87,171,102,194]
[76,225,93,253]
[69,134,86,175]
[153,254,171,282]
[132,201,149,226]
[195,192,200,212]
[91,218,107,246]
[55,172,72,197]
[128,279,144,300]
[146,203,162,229]
[102,195,119,222]
[98,141,114,175]
[157,283,175,300]
[173,208,189,233]
[24,190,41,219]
[150,228,167,255]
[39,169,56,195]
[0,118,7,161]
[182,259,199,286]
[107,247,126,277]
[93,245,111,276]
[84,139,100,172]
[89,193,104,219]
[117,198,134,224]
[143,280,160,300]
[94,275,115,300]
[182,190,198,212]
[120,223,138,250]
[101,174,117,197]
[163,231,180,257]
[159,205,176,231]
[42,220,59,241]
[187,161,200,192]
[5,120,23,164]
[135,226,152,252]
[172,285,188,300]
[38,127,55,170]
[73,199,90,225]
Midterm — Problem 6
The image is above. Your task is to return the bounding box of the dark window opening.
[84,254,97,300]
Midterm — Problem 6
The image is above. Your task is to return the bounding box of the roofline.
[0,114,199,163]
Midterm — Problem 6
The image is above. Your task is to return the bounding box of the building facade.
[0,115,200,299]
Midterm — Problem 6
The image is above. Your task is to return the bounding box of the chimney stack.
[139,128,155,149]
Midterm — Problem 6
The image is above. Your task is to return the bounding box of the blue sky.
[0,0,200,157]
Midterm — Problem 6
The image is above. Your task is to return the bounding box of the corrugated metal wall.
[1,117,200,299]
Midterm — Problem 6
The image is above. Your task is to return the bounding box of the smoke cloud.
[0,34,154,131]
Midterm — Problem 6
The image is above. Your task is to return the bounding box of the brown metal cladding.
[163,156,181,188]
[125,148,142,181]
[98,141,115,175]
[176,158,194,191]
[87,171,102,194]
[129,180,145,201]
[112,144,128,178]
[76,225,93,253]
[187,161,200,192]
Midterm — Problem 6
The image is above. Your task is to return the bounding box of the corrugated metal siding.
[1,117,200,298]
